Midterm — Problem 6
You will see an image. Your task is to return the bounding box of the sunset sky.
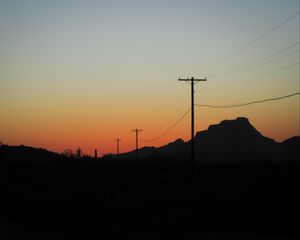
[1,0,299,156]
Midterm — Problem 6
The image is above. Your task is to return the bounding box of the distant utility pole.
[131,129,142,160]
[94,149,98,159]
[178,77,207,166]
[115,139,121,159]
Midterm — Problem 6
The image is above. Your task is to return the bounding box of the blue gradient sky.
[1,0,299,155]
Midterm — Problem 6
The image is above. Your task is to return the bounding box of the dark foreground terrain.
[0,145,299,239]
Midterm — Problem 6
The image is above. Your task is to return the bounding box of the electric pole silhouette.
[115,139,121,160]
[131,129,142,160]
[178,77,207,166]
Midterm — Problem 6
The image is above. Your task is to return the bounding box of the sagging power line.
[148,82,180,125]
[187,11,299,76]
[141,108,190,143]
[157,97,190,128]
[207,43,299,79]
[196,92,300,108]
[208,61,299,91]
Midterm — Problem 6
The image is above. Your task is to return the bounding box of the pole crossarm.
[178,77,207,82]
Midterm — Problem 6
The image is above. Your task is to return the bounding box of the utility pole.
[94,149,98,159]
[131,129,142,160]
[115,139,121,160]
[178,77,207,166]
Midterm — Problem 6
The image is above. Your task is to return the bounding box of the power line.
[153,86,185,123]
[208,50,299,80]
[148,82,180,123]
[141,108,190,143]
[195,92,299,108]
[146,83,186,131]
[207,42,299,79]
[208,61,299,91]
[188,11,299,76]
[157,97,190,128]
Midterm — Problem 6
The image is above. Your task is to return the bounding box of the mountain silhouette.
[1,117,298,163]
[119,117,296,160]
[282,136,300,149]
[0,117,300,165]
[194,117,276,151]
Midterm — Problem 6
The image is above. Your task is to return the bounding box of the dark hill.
[0,145,63,167]
[118,138,187,160]
[281,136,300,154]
[118,117,280,160]
[282,136,300,148]
[194,117,276,152]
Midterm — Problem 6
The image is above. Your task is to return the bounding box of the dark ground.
[0,153,299,239]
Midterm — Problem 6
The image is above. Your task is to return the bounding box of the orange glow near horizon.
[1,95,299,156]
[0,1,299,156]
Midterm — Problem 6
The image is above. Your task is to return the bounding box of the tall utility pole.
[131,129,142,160]
[178,77,207,166]
[115,139,121,160]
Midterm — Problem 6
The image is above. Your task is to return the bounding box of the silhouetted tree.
[61,149,75,158]
[76,147,82,158]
